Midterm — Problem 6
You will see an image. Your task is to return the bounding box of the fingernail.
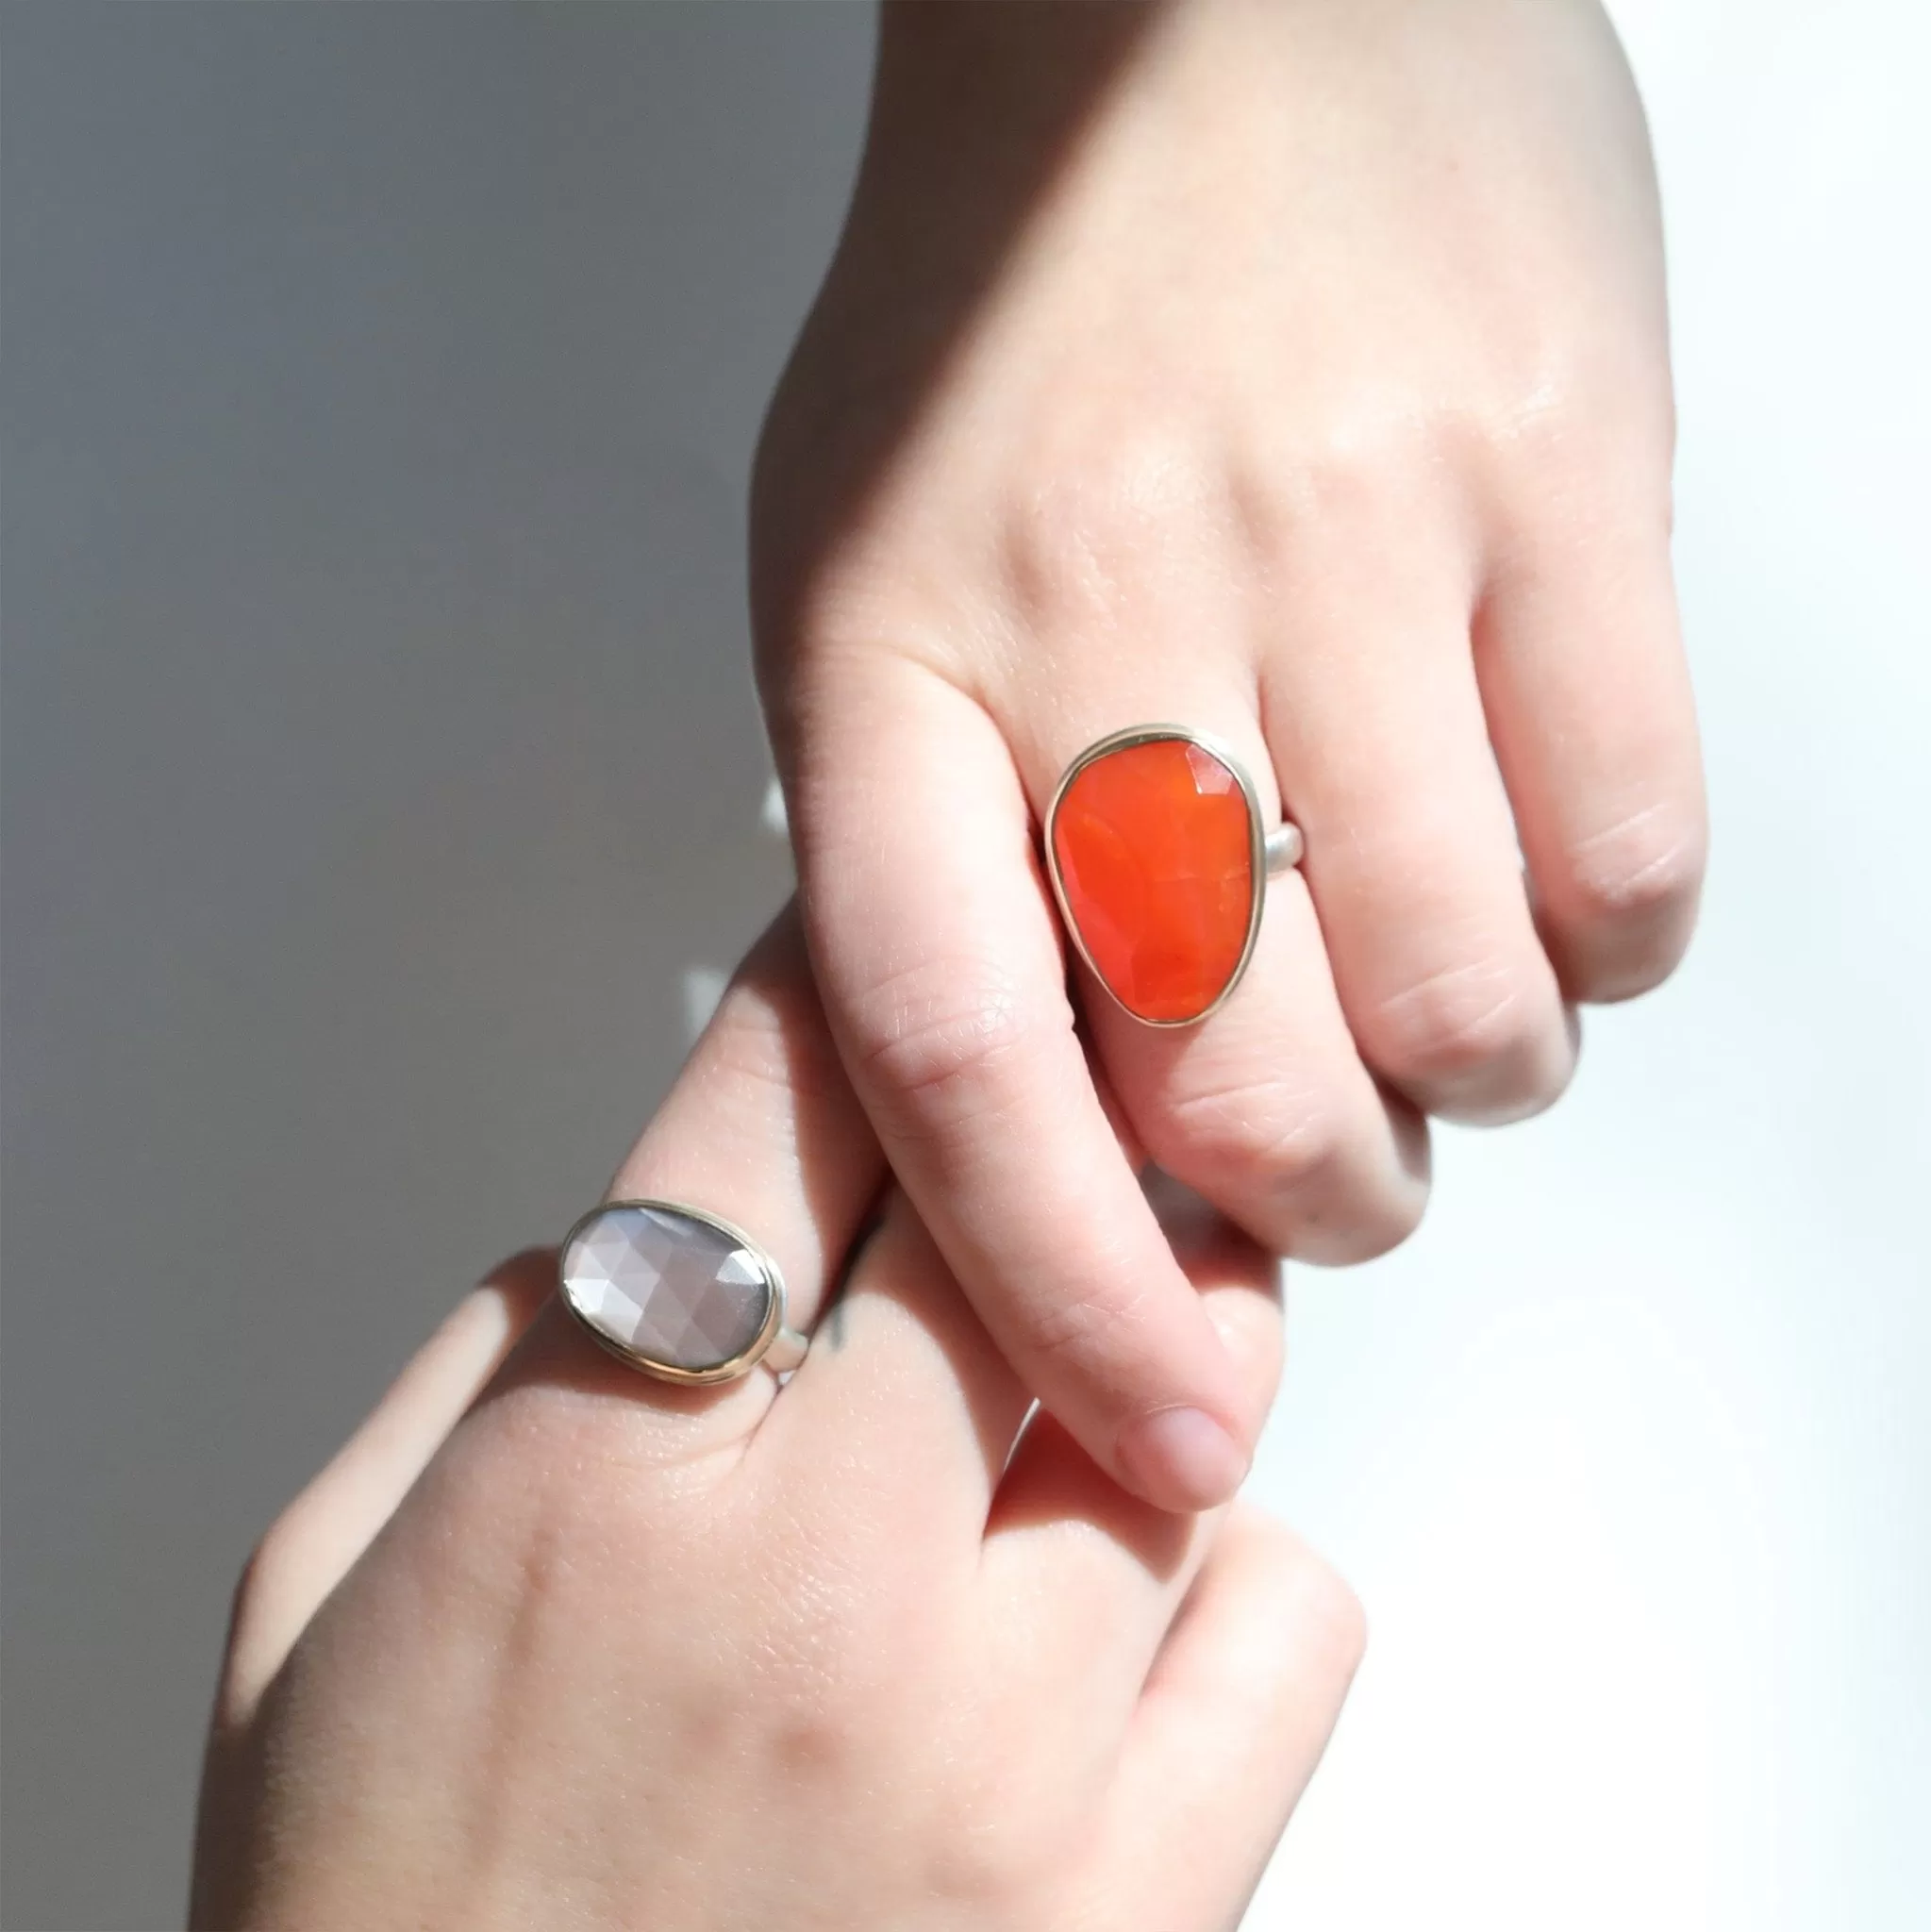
[1115,1406,1249,1512]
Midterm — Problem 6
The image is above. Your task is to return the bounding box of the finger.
[753,1187,1034,1557]
[989,636,1431,1264]
[1476,517,1706,1002]
[785,651,1251,1512]
[977,1183,1282,1698]
[1092,1509,1365,1928]
[959,487,1440,1258]
[218,1248,554,1730]
[1261,513,1577,1124]
[494,902,886,1460]
[1097,909,1435,1268]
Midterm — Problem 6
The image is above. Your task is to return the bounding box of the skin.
[191,915,1364,1931]
[752,0,1705,1512]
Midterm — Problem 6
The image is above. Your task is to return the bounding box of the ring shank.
[1265,823,1306,874]
[762,1326,809,1375]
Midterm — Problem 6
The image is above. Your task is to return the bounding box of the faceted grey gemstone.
[561,1205,774,1372]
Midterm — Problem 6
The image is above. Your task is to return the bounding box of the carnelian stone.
[1051,738,1257,1023]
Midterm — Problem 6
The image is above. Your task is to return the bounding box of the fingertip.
[1114,1405,1251,1514]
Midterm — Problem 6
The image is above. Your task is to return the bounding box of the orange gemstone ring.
[1044,725,1304,1027]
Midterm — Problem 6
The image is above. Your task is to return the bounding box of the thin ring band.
[558,1199,807,1386]
[1044,724,1303,1029]
[1265,822,1307,874]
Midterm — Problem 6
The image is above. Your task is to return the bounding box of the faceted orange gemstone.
[1050,737,1257,1024]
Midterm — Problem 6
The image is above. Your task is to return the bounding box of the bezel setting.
[558,1198,791,1386]
[1043,723,1268,1029]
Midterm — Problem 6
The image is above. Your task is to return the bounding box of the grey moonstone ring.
[558,1200,807,1386]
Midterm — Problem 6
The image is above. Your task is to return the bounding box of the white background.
[1256,3,1931,1923]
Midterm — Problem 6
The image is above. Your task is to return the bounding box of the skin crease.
[750,0,1706,1515]
[190,918,1365,1932]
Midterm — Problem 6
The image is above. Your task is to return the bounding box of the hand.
[751,0,1705,1510]
[191,913,1363,1931]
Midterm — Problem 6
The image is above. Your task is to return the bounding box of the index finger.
[784,653,1252,1510]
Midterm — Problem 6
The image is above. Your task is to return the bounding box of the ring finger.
[496,902,886,1461]
[1004,660,1429,1266]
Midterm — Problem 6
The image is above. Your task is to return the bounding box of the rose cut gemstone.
[1050,736,1257,1024]
[561,1205,775,1373]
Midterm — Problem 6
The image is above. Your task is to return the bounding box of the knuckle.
[226,1510,299,1641]
[924,1821,1055,1912]
[1157,1073,1346,1202]
[1003,432,1214,622]
[1257,444,1401,547]
[213,1513,312,1729]
[1152,1074,1431,1263]
[1502,367,1675,493]
[1311,1176,1428,1266]
[1239,416,1436,562]
[1372,953,1548,1088]
[923,1757,1075,1909]
[747,1632,886,1781]
[749,1608,985,1844]
[1288,1547,1372,1681]
[1491,372,1598,472]
[845,957,1060,1137]
[1560,801,1707,934]
[1247,1517,1369,1679]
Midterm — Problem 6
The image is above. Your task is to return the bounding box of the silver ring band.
[1264,821,1306,874]
[558,1199,807,1386]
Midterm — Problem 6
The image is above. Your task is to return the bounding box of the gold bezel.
[558,1198,790,1387]
[1041,724,1267,1030]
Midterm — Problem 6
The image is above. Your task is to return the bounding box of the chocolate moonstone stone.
[561,1205,774,1372]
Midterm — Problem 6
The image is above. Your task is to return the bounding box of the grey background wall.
[4,5,1927,1930]
[3,8,869,1924]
